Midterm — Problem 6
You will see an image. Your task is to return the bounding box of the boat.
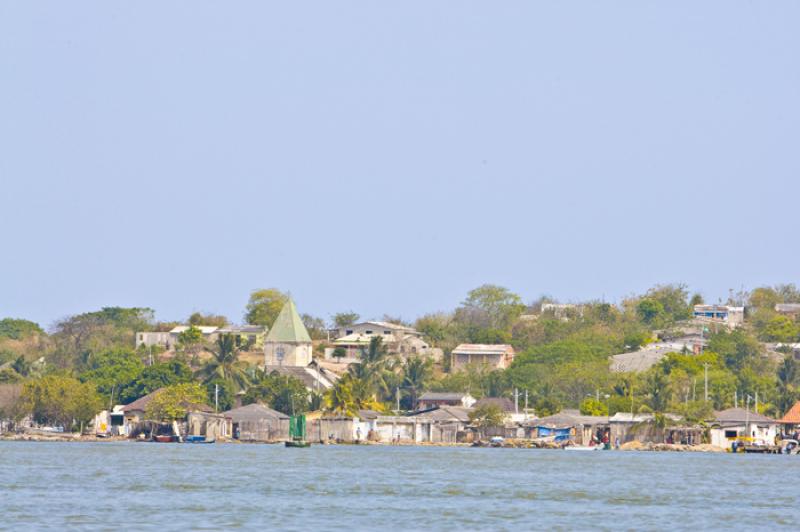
[564,445,600,451]
[153,435,176,443]
[184,435,215,444]
[285,414,311,448]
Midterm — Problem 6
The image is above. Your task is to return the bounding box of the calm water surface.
[1,441,798,530]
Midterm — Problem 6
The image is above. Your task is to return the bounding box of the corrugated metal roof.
[224,403,289,422]
[451,344,514,355]
[714,408,775,424]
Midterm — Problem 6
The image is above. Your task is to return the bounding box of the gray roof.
[224,403,289,422]
[474,397,516,413]
[419,392,469,401]
[609,344,684,373]
[714,408,775,425]
[411,406,472,423]
[529,411,609,428]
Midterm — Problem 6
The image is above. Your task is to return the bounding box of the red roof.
[778,401,800,424]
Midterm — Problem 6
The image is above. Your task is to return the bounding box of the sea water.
[1,441,798,530]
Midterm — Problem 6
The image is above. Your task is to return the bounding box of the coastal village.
[3,285,800,453]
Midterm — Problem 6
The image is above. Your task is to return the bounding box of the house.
[92,405,127,436]
[408,405,472,442]
[775,303,800,317]
[326,321,442,361]
[120,389,162,432]
[224,403,290,442]
[450,344,515,370]
[135,325,267,351]
[692,305,744,328]
[525,410,609,444]
[608,412,682,444]
[417,392,476,410]
[609,343,687,373]
[777,401,800,435]
[186,410,228,440]
[216,325,268,350]
[263,299,313,367]
[709,408,779,448]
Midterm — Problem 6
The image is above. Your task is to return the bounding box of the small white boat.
[564,445,600,451]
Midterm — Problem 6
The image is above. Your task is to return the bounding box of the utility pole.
[396,387,401,414]
[215,384,219,412]
[755,391,759,414]
[703,363,709,403]
[735,390,738,409]
[514,388,519,415]
[524,390,529,419]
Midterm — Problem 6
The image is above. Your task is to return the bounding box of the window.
[365,330,373,335]
[384,330,391,335]
[346,329,353,335]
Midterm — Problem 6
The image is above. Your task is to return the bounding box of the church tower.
[263,299,313,367]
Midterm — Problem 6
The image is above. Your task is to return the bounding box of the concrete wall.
[265,342,312,366]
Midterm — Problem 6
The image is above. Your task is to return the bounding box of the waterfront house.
[417,392,476,410]
[526,410,609,444]
[121,389,162,434]
[224,403,290,442]
[450,344,515,371]
[409,405,472,442]
[709,408,779,448]
[263,299,313,367]
[778,400,800,436]
[609,412,683,444]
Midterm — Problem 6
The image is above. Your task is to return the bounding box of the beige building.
[264,299,313,367]
[451,344,515,370]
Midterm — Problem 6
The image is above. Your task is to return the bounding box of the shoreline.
[0,433,729,452]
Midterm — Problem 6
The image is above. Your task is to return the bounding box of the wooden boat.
[184,435,215,444]
[285,414,311,448]
[154,435,176,443]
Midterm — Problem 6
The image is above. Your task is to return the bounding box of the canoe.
[285,440,311,448]
[154,435,175,443]
[564,445,600,451]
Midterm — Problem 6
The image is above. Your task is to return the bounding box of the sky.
[1,2,799,329]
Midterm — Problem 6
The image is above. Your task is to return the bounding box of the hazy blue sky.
[1,2,798,329]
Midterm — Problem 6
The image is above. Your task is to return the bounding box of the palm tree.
[327,376,356,416]
[401,356,432,410]
[196,334,251,391]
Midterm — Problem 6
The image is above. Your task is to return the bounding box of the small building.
[778,401,800,436]
[692,305,744,328]
[216,325,268,350]
[120,389,162,433]
[609,412,683,444]
[710,408,779,448]
[540,303,584,320]
[775,303,800,317]
[417,392,476,410]
[408,405,472,442]
[224,403,290,442]
[326,321,442,361]
[264,299,313,367]
[526,410,609,444]
[450,344,515,371]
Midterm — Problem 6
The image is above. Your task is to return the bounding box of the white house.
[451,344,515,370]
[709,408,779,449]
[326,321,442,361]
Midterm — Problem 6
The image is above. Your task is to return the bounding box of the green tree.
[145,382,207,421]
[188,312,228,327]
[456,284,526,331]
[760,315,799,343]
[332,311,360,328]
[20,375,102,430]
[468,402,505,430]
[244,288,288,327]
[205,378,234,412]
[580,397,609,416]
[79,348,144,402]
[637,298,665,326]
[777,355,799,415]
[118,360,193,404]
[332,347,347,361]
[301,314,328,340]
[177,325,204,352]
[326,375,357,416]
[243,371,310,415]
[401,356,433,410]
[0,318,43,340]
[196,334,251,391]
